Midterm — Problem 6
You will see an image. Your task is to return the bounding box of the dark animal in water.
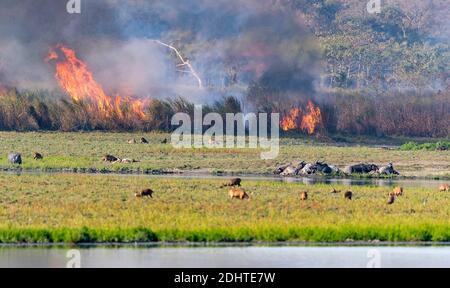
[140,137,149,144]
[344,164,379,174]
[8,153,22,165]
[221,178,242,188]
[229,188,249,200]
[387,195,396,205]
[344,191,353,200]
[300,191,308,201]
[33,152,44,160]
[103,154,119,162]
[135,189,153,198]
[161,139,168,144]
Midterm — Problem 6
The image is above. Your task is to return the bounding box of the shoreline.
[1,167,449,181]
[1,241,450,248]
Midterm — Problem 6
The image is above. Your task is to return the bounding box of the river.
[1,245,449,268]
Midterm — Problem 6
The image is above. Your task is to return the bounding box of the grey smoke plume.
[0,0,318,105]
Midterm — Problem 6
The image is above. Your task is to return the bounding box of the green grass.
[0,132,448,178]
[0,173,449,243]
[400,141,450,151]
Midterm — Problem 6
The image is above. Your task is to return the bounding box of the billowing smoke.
[0,0,318,106]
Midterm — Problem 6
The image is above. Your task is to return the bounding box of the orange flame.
[280,108,301,131]
[47,44,146,120]
[280,101,323,135]
[300,101,323,135]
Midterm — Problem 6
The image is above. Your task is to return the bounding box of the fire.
[280,101,323,135]
[300,101,323,135]
[46,44,146,119]
[280,108,301,131]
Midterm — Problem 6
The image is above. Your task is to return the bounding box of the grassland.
[0,132,448,178]
[0,173,449,243]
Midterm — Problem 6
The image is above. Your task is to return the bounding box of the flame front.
[280,108,301,131]
[300,101,323,135]
[47,44,146,119]
[280,101,323,135]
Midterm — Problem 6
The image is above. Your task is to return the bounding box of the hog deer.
[439,184,449,192]
[344,191,353,200]
[33,152,44,160]
[391,187,404,197]
[300,191,308,201]
[135,189,154,198]
[229,188,249,200]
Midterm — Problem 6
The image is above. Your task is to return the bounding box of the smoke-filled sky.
[0,0,318,103]
[1,0,447,105]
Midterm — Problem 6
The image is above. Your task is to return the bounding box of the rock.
[8,153,22,165]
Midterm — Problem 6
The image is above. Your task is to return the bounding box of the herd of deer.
[135,179,450,204]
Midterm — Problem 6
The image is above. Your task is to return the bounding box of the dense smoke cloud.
[0,0,318,106]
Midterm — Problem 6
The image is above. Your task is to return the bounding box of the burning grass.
[0,174,449,243]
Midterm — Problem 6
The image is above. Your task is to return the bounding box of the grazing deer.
[330,187,340,194]
[387,195,396,205]
[392,187,404,197]
[103,154,119,163]
[135,189,154,198]
[128,138,137,144]
[439,184,449,192]
[229,188,249,200]
[300,191,308,201]
[344,191,353,200]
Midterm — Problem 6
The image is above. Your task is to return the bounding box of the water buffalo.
[140,137,149,144]
[8,153,22,165]
[221,178,242,188]
[344,164,379,174]
[300,191,308,201]
[33,152,44,160]
[229,188,249,200]
[300,163,316,175]
[274,163,292,175]
[280,165,297,176]
[135,189,153,198]
[379,163,400,175]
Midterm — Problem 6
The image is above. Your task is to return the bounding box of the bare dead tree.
[152,40,203,89]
